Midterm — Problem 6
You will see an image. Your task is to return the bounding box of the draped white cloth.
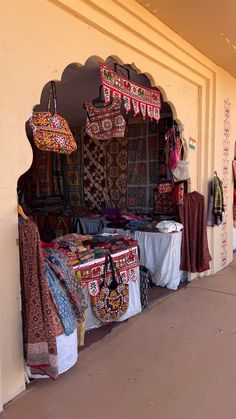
[134,230,183,290]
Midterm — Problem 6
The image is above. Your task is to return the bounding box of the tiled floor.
[3,255,236,419]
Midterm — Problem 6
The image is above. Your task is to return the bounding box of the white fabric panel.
[134,230,183,290]
[27,328,78,379]
[233,228,236,250]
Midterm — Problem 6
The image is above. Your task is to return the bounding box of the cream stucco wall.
[1,0,236,409]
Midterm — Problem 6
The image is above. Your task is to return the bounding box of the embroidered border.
[221,98,231,267]
[100,63,161,121]
[78,248,139,281]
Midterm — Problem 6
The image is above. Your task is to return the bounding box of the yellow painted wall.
[1,0,235,408]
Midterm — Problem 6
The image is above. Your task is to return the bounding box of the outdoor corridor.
[2,255,236,419]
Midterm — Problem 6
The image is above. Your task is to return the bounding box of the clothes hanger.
[17,204,28,221]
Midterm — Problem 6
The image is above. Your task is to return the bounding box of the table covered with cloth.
[134,230,185,290]
[104,228,185,290]
[77,246,142,330]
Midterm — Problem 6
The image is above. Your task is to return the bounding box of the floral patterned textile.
[29,111,77,154]
[100,63,161,121]
[29,81,77,154]
[85,99,126,140]
[18,219,58,379]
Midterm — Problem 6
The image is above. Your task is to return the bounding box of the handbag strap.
[180,138,188,161]
[47,81,58,114]
[103,252,122,289]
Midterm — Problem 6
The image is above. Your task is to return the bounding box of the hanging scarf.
[18,219,58,379]
[213,175,224,216]
[44,262,77,335]
[179,192,212,273]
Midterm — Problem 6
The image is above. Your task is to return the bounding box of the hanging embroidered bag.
[172,140,189,181]
[84,98,126,140]
[29,81,77,154]
[165,128,179,170]
[91,252,129,323]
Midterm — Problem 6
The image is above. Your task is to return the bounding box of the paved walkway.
[3,256,236,419]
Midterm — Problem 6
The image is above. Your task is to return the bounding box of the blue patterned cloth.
[44,262,76,336]
[44,248,87,321]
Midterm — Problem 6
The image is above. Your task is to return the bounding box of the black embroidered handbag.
[91,252,129,323]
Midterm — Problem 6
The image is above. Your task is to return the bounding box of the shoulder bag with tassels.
[91,252,129,323]
[29,81,77,154]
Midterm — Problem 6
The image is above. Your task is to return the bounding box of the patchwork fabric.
[127,186,147,209]
[128,162,147,185]
[83,132,108,210]
[153,189,176,214]
[106,137,128,210]
[128,137,147,161]
[66,129,83,207]
[127,118,159,212]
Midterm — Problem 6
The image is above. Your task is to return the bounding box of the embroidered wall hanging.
[100,63,161,122]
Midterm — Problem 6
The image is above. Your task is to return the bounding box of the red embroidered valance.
[100,63,161,122]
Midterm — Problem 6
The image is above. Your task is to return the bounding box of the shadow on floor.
[80,281,188,352]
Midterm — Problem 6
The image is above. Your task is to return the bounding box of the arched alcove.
[18,54,184,225]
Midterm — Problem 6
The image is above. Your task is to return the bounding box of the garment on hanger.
[18,218,58,378]
[85,98,126,140]
[179,191,212,273]
[207,174,224,226]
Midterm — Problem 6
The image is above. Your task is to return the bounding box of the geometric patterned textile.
[127,117,159,212]
[106,137,127,210]
[66,128,83,207]
[83,131,108,210]
[100,62,161,122]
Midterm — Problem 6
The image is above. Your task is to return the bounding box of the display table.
[134,230,184,290]
[77,246,142,330]
[103,228,185,290]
